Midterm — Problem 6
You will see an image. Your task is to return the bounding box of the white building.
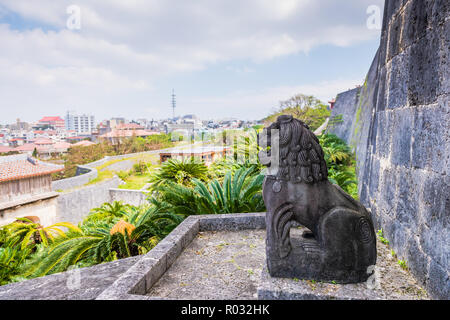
[65,111,95,134]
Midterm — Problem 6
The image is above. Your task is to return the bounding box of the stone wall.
[51,150,159,192]
[51,165,97,191]
[327,87,361,145]
[56,177,122,224]
[0,196,58,227]
[328,0,449,299]
[109,188,149,207]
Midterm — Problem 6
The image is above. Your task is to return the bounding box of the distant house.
[159,146,231,166]
[99,123,159,144]
[13,139,72,159]
[38,116,65,129]
[0,146,15,154]
[0,154,63,226]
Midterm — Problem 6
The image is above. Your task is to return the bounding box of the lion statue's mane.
[264,115,328,184]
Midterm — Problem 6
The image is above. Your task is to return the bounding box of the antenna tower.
[171,89,176,119]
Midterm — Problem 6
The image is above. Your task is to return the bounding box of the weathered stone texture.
[328,0,449,299]
[0,255,140,300]
[56,177,122,224]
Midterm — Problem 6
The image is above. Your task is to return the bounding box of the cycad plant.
[151,167,265,215]
[149,158,208,189]
[1,218,82,249]
[82,201,130,225]
[20,205,183,279]
[0,247,32,285]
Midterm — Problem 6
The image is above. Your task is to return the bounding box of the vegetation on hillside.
[53,134,174,180]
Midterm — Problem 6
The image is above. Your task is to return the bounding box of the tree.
[265,93,331,131]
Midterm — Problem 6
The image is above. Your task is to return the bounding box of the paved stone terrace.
[147,228,429,300]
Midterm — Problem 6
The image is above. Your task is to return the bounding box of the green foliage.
[151,167,265,215]
[149,158,208,189]
[318,134,358,199]
[0,247,32,285]
[398,259,408,270]
[54,134,173,180]
[81,201,131,226]
[377,229,390,245]
[20,204,183,279]
[1,219,81,250]
[132,161,150,175]
[318,134,353,166]
[265,94,330,131]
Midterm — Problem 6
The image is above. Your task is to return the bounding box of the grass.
[398,259,408,271]
[377,229,390,245]
[85,170,114,185]
[118,174,151,190]
[127,153,159,165]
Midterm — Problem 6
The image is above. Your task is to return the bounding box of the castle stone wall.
[329,0,449,299]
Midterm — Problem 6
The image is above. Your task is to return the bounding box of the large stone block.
[428,261,450,299]
[412,103,449,172]
[391,110,413,167]
[406,236,429,286]
[407,25,440,106]
[386,50,410,109]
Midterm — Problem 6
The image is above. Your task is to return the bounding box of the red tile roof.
[0,146,14,153]
[0,156,63,182]
[39,116,64,122]
[34,138,54,145]
[100,129,158,138]
[15,143,37,152]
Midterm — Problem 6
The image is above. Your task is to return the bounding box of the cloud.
[0,0,383,123]
[185,78,364,120]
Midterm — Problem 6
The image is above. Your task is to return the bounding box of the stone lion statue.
[258,115,377,283]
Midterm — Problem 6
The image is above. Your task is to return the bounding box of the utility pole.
[171,89,176,120]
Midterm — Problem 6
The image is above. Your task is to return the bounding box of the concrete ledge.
[0,192,59,212]
[96,213,265,300]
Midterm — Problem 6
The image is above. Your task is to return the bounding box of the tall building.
[65,111,95,133]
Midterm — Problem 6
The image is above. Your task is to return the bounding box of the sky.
[0,0,384,124]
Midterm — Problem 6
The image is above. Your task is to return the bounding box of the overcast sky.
[0,0,384,124]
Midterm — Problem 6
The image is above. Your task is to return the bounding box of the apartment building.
[65,111,95,134]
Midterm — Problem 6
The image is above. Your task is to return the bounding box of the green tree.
[265,94,330,131]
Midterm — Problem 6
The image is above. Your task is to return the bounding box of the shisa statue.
[258,115,377,283]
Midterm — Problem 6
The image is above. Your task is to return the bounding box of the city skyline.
[0,0,383,123]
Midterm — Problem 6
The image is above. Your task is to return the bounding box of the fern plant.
[318,134,354,167]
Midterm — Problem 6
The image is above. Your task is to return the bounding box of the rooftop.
[39,116,64,122]
[0,154,63,182]
[100,129,158,138]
